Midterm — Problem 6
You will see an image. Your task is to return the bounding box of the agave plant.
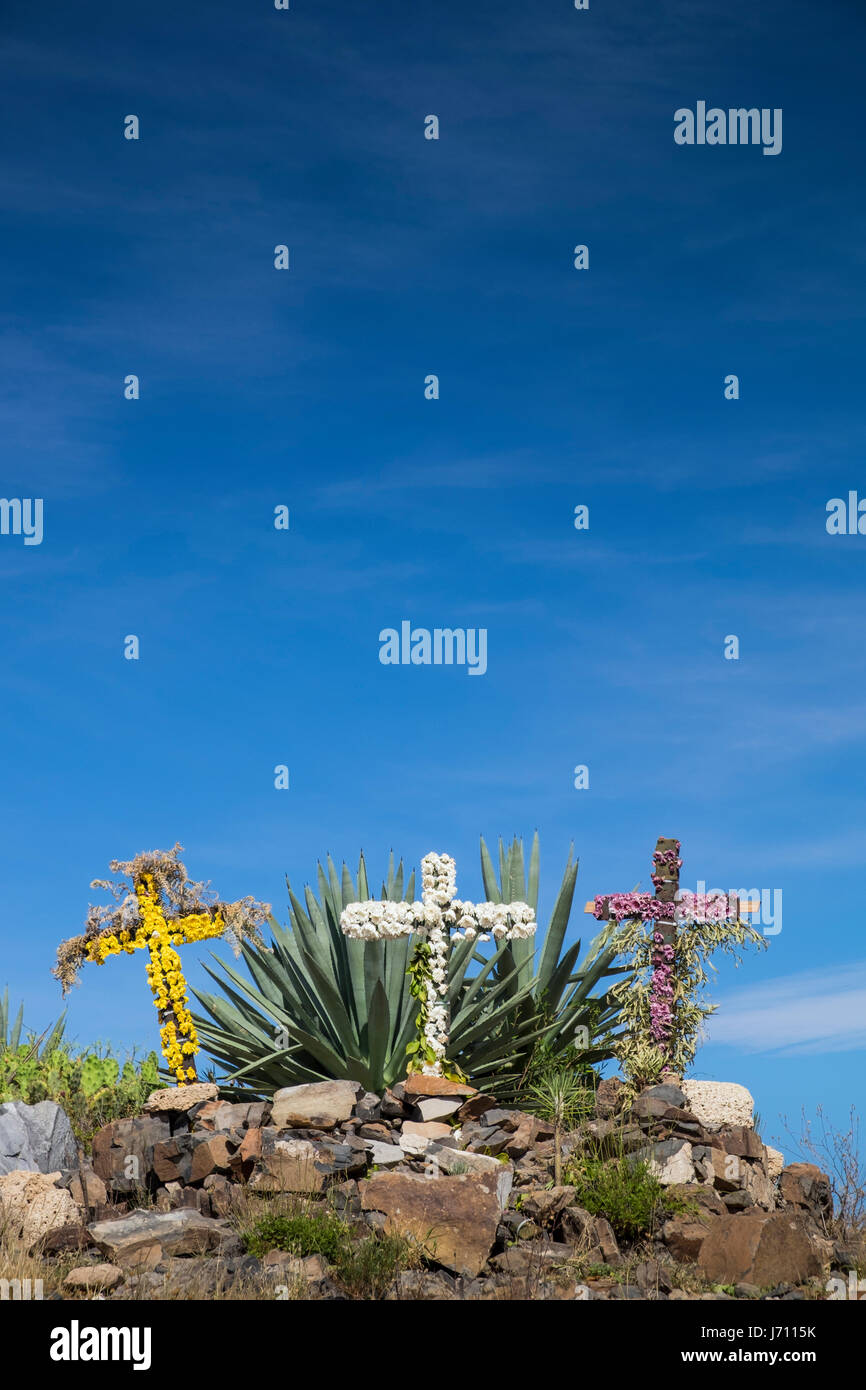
[0,987,66,1057]
[191,838,629,1099]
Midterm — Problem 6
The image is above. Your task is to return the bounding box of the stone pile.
[0,1075,856,1301]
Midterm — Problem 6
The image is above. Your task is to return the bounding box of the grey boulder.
[0,1101,78,1176]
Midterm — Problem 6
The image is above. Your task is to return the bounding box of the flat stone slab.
[63,1263,124,1291]
[399,1077,478,1099]
[271,1080,360,1130]
[144,1084,218,1113]
[88,1207,238,1268]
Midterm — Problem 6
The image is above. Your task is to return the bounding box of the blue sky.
[1,0,864,1161]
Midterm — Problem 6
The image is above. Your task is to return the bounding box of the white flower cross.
[340,851,537,1076]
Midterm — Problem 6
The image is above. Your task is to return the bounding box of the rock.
[91,1115,171,1193]
[0,1169,82,1247]
[681,1081,753,1132]
[480,1109,517,1129]
[662,1218,709,1262]
[354,1091,382,1123]
[143,1084,218,1113]
[365,1142,406,1167]
[765,1145,785,1181]
[594,1077,626,1118]
[63,1263,124,1291]
[360,1171,502,1277]
[516,1187,577,1227]
[65,1164,107,1211]
[401,1120,453,1142]
[592,1216,621,1266]
[632,1095,674,1121]
[398,1131,435,1157]
[723,1190,755,1211]
[560,1205,595,1245]
[487,1241,574,1275]
[454,1093,498,1122]
[380,1089,408,1119]
[719,1126,763,1160]
[249,1134,325,1192]
[636,1138,695,1185]
[88,1207,241,1268]
[666,1182,727,1218]
[741,1162,776,1210]
[189,1134,234,1184]
[424,1145,498,1176]
[638,1082,688,1110]
[387,1270,463,1300]
[399,1076,477,1099]
[357,1123,391,1143]
[0,1101,78,1176]
[697,1211,824,1286]
[414,1098,463,1122]
[504,1116,543,1160]
[40,1222,97,1254]
[271,1080,361,1130]
[779,1163,833,1217]
[192,1099,267,1131]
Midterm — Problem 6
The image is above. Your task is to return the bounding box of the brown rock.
[360,1171,501,1277]
[65,1165,107,1211]
[720,1126,764,1160]
[39,1223,96,1255]
[91,1115,171,1193]
[594,1077,625,1118]
[189,1134,234,1184]
[697,1211,824,1287]
[662,1218,710,1263]
[665,1182,727,1218]
[517,1186,577,1227]
[455,1093,498,1122]
[63,1263,125,1291]
[401,1120,452,1141]
[249,1133,325,1192]
[779,1163,833,1216]
[399,1076,478,1099]
[592,1215,621,1266]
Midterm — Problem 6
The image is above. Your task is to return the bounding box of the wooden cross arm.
[584,898,761,915]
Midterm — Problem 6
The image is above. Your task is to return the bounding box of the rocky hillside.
[0,1075,856,1300]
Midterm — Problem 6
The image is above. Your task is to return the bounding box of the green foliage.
[0,1000,160,1147]
[243,1211,346,1261]
[192,836,628,1100]
[591,911,767,1088]
[242,1209,417,1298]
[566,1154,670,1241]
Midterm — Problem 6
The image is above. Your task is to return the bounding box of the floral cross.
[340,851,537,1077]
[55,846,269,1086]
[587,836,746,1064]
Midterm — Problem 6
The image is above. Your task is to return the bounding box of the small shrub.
[335,1231,418,1300]
[566,1154,668,1241]
[243,1211,346,1262]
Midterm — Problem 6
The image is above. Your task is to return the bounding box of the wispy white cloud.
[706,962,866,1055]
